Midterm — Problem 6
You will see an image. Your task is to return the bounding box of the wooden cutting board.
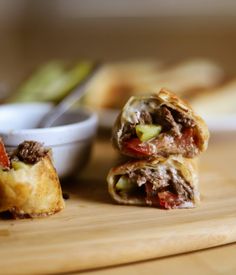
[0,134,236,275]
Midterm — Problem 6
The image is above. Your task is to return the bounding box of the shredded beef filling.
[11,141,48,164]
[121,104,198,157]
[118,166,193,209]
[171,109,196,128]
[139,110,153,124]
[154,106,181,136]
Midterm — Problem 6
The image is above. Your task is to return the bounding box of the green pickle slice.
[116,176,137,196]
[11,161,30,170]
[135,124,162,142]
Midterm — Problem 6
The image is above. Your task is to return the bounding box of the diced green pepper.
[135,124,162,142]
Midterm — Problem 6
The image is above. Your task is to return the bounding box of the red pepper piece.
[0,139,10,168]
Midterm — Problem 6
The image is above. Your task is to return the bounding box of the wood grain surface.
[0,132,235,275]
[79,242,236,275]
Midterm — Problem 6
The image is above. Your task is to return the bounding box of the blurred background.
[1,0,236,86]
[1,0,236,125]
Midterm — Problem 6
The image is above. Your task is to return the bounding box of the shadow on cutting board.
[61,177,113,205]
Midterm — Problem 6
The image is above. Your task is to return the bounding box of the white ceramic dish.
[97,108,236,133]
[0,103,98,178]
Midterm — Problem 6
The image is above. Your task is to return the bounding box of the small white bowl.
[0,103,98,178]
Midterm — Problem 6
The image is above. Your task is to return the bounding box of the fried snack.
[83,59,224,109]
[0,140,64,218]
[112,88,209,159]
[107,155,199,209]
[83,60,163,109]
[190,79,236,116]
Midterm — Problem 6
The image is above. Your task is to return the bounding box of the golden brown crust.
[0,154,64,218]
[107,155,199,207]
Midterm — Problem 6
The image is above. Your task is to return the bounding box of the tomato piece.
[158,191,182,209]
[145,182,182,209]
[176,128,193,147]
[123,138,153,157]
[0,139,10,168]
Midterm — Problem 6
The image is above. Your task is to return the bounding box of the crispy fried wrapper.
[107,155,199,209]
[0,141,64,218]
[112,88,209,159]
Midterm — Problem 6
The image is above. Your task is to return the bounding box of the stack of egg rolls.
[107,89,209,209]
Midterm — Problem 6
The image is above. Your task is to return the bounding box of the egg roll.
[112,88,209,159]
[107,155,199,209]
[0,140,64,218]
[83,59,223,109]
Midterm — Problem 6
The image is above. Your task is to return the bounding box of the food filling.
[115,165,193,209]
[0,140,48,171]
[120,100,199,158]
[11,141,48,164]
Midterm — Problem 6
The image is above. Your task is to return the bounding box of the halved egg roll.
[107,155,199,209]
[112,88,209,159]
[0,140,64,218]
